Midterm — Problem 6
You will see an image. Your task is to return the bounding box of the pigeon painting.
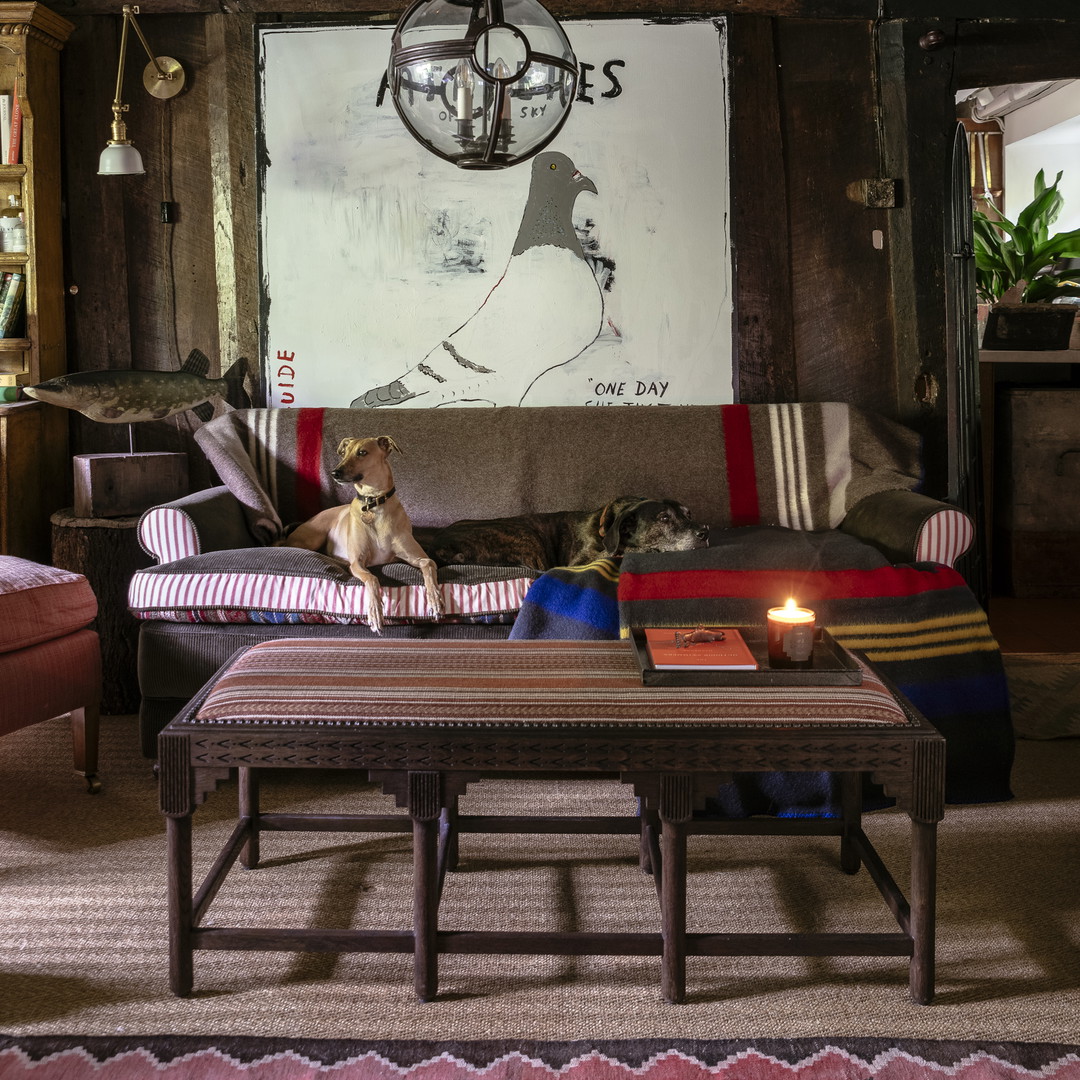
[351,151,603,409]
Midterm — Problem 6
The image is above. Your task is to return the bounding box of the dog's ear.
[378,435,402,455]
[603,506,638,555]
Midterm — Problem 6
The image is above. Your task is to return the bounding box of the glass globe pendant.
[388,0,578,169]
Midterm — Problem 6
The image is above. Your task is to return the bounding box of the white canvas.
[259,18,731,409]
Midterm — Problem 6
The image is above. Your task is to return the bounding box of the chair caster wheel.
[84,773,102,794]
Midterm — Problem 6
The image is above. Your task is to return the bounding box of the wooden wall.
[50,1,1080,502]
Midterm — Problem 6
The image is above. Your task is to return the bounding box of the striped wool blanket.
[510,547,1013,813]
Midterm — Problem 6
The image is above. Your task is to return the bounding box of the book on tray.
[643,626,759,671]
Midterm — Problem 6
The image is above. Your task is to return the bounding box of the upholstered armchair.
[0,556,102,792]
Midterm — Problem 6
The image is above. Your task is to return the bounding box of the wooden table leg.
[410,771,442,1002]
[659,773,693,1004]
[840,770,862,874]
[909,818,937,1004]
[660,815,687,1003]
[240,767,260,869]
[167,813,194,997]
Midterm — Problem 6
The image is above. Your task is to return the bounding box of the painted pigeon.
[352,151,603,409]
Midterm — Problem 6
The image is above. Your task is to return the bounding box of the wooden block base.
[74,452,188,519]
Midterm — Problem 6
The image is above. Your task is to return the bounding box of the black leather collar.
[357,487,395,512]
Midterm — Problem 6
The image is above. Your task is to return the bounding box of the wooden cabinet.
[0,3,73,561]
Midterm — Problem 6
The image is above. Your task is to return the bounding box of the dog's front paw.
[426,590,445,619]
[361,581,385,634]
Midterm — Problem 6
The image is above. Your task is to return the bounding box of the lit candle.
[766,597,816,669]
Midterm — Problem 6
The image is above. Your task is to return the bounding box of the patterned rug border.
[2,1036,1080,1074]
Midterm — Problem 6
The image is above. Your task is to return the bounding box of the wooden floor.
[988,596,1080,653]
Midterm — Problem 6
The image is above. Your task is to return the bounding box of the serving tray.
[631,626,863,687]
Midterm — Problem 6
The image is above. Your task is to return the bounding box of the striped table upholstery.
[192,638,912,730]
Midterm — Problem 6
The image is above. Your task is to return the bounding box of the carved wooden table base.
[159,639,945,1004]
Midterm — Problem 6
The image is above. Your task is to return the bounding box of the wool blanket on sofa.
[510,548,1013,814]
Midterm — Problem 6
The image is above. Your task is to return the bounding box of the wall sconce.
[388,0,577,170]
[98,4,186,176]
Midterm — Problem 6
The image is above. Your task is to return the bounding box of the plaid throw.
[508,560,621,640]
[509,550,1013,812]
[193,404,925,546]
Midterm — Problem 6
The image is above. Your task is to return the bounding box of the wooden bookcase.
[0,3,72,561]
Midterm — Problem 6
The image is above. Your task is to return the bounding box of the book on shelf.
[642,626,759,671]
[7,88,20,165]
[0,270,25,337]
[0,93,10,164]
[0,371,29,386]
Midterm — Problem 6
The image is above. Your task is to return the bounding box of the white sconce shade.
[97,140,145,176]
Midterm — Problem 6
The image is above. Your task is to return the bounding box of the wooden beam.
[48,0,1070,16]
[877,18,956,498]
[954,19,1080,86]
[728,16,795,402]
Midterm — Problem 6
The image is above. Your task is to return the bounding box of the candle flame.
[785,597,797,611]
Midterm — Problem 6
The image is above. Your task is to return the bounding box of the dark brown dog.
[413,496,709,572]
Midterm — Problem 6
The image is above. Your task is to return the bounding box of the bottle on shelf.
[0,195,27,253]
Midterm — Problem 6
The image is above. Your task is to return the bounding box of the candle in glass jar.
[766,597,816,668]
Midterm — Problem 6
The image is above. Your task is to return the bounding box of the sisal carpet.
[1,670,1079,1051]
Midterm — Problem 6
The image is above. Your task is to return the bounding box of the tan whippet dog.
[277,436,444,633]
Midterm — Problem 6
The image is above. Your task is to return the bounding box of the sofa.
[128,402,981,763]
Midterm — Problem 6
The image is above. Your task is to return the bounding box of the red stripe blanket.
[511,541,1013,815]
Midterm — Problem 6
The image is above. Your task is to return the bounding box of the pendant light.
[388,0,577,170]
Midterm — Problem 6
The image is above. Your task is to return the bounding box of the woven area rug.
[1,1036,1079,1079]
[1003,653,1080,740]
[2,699,1080,1055]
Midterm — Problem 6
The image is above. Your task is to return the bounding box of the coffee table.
[159,637,944,1003]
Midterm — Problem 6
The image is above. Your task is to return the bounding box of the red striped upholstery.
[128,548,533,627]
[916,508,974,567]
[0,630,101,738]
[138,506,201,563]
[193,639,912,729]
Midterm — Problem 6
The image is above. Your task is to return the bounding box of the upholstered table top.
[182,638,912,730]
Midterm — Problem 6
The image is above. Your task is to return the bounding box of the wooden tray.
[631,626,863,687]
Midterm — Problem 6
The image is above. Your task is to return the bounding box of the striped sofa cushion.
[128,548,535,627]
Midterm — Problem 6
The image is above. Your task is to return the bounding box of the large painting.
[259,18,731,409]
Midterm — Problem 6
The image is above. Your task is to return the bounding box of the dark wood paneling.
[729,17,795,402]
[62,12,223,485]
[954,19,1080,87]
[777,19,897,415]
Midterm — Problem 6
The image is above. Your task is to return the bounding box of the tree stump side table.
[51,509,153,715]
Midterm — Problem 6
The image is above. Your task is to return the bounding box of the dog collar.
[357,487,395,513]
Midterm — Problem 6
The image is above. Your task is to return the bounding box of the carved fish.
[24,350,249,423]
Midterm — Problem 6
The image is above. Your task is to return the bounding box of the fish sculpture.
[23,350,249,423]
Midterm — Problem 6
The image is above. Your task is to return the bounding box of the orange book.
[643,626,758,670]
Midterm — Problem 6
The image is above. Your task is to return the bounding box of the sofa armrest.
[840,490,974,568]
[137,486,257,564]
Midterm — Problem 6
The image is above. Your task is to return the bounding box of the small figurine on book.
[643,626,758,670]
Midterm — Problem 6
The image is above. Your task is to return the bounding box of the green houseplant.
[973,168,1080,304]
